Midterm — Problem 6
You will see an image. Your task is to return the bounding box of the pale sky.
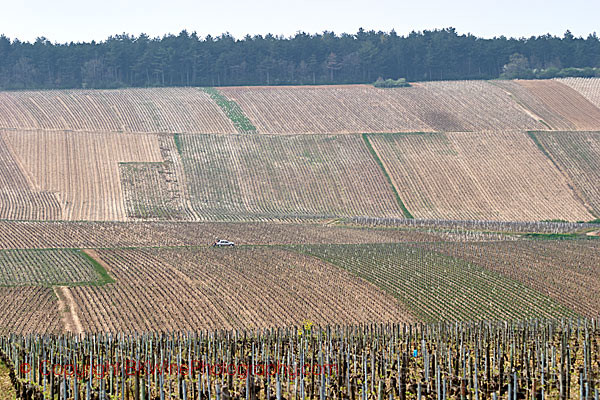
[1,0,598,43]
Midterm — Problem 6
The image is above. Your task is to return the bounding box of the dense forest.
[1,28,599,89]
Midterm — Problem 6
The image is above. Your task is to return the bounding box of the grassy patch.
[362,133,413,218]
[527,131,553,159]
[202,87,257,133]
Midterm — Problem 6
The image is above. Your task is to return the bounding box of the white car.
[213,239,235,247]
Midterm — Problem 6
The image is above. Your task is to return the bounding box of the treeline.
[1,28,599,90]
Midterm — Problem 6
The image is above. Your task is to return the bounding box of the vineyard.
[1,78,600,398]
[0,287,62,334]
[178,134,405,219]
[366,131,593,221]
[2,319,599,399]
[0,249,103,286]
[496,80,600,130]
[1,129,163,221]
[220,82,545,134]
[65,246,411,332]
[292,242,577,322]
[0,88,237,133]
[559,77,600,109]
[530,131,600,217]
[0,219,596,334]
[0,221,458,249]
[410,239,600,317]
[0,134,62,220]
[403,81,545,132]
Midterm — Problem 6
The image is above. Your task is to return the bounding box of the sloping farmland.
[69,247,413,332]
[531,131,600,217]
[220,81,543,134]
[367,131,592,221]
[0,88,237,133]
[558,77,600,109]
[0,134,62,220]
[178,134,405,219]
[500,80,600,130]
[1,129,163,221]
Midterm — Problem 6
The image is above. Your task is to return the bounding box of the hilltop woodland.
[1,28,600,89]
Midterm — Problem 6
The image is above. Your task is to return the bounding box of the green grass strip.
[362,133,413,218]
[173,133,183,156]
[202,87,257,133]
[78,250,116,286]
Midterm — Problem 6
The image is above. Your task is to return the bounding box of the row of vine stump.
[1,318,598,399]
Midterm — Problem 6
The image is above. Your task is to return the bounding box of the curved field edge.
[288,243,579,323]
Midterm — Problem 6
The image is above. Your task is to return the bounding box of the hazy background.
[1,0,598,42]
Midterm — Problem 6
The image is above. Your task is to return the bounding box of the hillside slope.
[367,131,592,221]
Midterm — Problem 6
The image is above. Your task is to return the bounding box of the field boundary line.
[362,133,413,219]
